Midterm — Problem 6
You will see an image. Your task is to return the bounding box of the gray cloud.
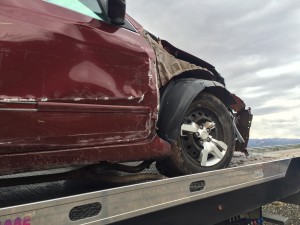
[127,1,300,138]
[254,104,300,116]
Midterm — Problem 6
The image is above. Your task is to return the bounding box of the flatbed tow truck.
[1,147,300,225]
[0,1,299,224]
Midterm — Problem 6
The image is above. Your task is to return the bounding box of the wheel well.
[159,70,215,102]
[198,87,235,109]
[160,72,235,111]
[157,77,235,143]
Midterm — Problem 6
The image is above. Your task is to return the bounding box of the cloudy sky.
[127,0,300,139]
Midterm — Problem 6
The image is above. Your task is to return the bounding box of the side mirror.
[106,0,126,25]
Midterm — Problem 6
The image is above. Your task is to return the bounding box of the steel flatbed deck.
[1,157,300,225]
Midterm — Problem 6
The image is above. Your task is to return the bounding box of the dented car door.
[0,0,158,153]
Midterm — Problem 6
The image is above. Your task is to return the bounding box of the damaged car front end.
[141,30,253,175]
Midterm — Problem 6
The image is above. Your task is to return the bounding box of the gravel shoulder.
[263,202,300,225]
[229,148,300,168]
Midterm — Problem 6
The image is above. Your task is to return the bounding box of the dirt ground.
[230,148,300,168]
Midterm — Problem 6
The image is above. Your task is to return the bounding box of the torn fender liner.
[144,31,213,88]
[234,108,252,155]
[231,94,253,154]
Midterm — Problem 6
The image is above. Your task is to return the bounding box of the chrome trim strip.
[0,108,37,112]
[0,159,291,225]
[37,102,151,113]
[0,101,37,105]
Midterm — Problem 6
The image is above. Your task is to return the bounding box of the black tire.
[156,92,235,176]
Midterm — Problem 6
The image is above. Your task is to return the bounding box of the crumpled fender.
[144,31,214,88]
[157,78,236,142]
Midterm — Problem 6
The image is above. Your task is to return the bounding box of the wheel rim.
[180,107,227,167]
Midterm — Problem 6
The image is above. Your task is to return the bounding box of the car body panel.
[0,0,171,175]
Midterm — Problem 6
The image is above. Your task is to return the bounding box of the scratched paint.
[0,98,36,103]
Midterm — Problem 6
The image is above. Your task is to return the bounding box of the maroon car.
[0,0,252,177]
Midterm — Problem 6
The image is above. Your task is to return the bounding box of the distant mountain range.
[248,138,300,148]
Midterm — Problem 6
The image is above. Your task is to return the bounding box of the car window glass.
[45,0,106,21]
